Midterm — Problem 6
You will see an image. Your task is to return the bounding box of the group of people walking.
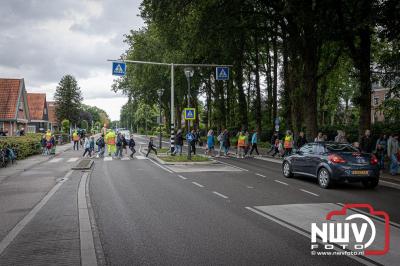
[72,127,137,159]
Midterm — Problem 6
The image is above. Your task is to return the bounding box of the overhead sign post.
[112,62,126,76]
[183,108,196,120]
[216,66,229,80]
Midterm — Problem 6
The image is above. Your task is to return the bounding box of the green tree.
[61,119,70,133]
[54,75,83,125]
[81,120,88,130]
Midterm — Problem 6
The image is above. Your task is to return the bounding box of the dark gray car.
[282,142,380,189]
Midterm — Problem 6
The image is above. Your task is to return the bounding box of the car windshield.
[325,143,358,152]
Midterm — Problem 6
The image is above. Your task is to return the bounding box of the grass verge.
[160,155,210,162]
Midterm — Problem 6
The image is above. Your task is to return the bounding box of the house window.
[19,102,23,111]
[27,125,36,133]
[373,97,379,106]
[44,108,47,115]
[0,122,3,130]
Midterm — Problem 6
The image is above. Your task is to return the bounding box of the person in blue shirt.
[207,129,215,156]
[249,130,259,156]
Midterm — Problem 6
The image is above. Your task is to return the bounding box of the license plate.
[352,170,369,175]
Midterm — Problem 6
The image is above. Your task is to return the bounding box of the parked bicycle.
[0,145,18,168]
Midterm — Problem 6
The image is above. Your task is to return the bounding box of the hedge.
[0,133,42,159]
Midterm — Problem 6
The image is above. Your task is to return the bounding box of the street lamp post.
[157,89,163,149]
[184,67,194,160]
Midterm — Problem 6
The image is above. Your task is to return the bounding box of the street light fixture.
[157,89,163,149]
[184,67,194,160]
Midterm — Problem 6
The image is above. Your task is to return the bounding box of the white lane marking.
[245,206,374,266]
[121,157,130,161]
[67,157,79,163]
[212,191,229,199]
[135,155,147,160]
[380,180,400,190]
[216,160,249,171]
[49,157,63,163]
[254,156,283,164]
[178,175,187,180]
[78,173,97,266]
[104,157,112,161]
[299,189,319,197]
[0,171,72,255]
[274,180,288,186]
[246,186,254,189]
[255,173,266,178]
[191,182,204,188]
[147,158,173,173]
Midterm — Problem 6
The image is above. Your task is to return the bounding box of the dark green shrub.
[0,134,42,159]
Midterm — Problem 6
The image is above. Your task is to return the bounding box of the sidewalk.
[0,143,71,183]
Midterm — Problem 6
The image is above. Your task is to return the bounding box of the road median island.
[144,148,214,165]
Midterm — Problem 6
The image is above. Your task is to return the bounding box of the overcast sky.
[0,0,144,120]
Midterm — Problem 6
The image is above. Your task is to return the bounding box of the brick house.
[26,93,49,133]
[47,101,60,132]
[0,78,30,136]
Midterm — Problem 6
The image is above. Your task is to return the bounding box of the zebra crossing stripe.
[67,157,79,163]
[49,158,63,163]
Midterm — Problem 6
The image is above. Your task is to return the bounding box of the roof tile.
[0,79,21,120]
[27,93,46,120]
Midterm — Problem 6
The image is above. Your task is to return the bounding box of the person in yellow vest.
[283,130,294,157]
[237,131,246,158]
[72,130,80,150]
[105,129,116,156]
[45,129,52,142]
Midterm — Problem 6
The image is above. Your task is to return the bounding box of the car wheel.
[362,178,379,189]
[282,161,293,178]
[318,167,331,189]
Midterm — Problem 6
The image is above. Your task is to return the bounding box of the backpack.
[217,133,223,142]
[129,139,135,147]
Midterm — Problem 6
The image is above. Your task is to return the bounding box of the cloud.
[0,0,143,119]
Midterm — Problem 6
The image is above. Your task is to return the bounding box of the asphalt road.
[88,135,400,265]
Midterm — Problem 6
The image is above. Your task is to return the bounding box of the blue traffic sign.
[216,67,229,80]
[184,108,196,120]
[112,62,126,76]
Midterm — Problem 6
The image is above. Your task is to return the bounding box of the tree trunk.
[357,28,372,136]
[302,32,319,141]
[282,38,292,131]
[234,43,248,130]
[272,36,278,124]
[266,41,273,125]
[253,35,262,133]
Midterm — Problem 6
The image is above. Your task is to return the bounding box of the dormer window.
[19,102,23,111]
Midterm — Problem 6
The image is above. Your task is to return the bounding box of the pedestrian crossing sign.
[184,108,196,120]
[112,62,126,76]
[216,66,229,80]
